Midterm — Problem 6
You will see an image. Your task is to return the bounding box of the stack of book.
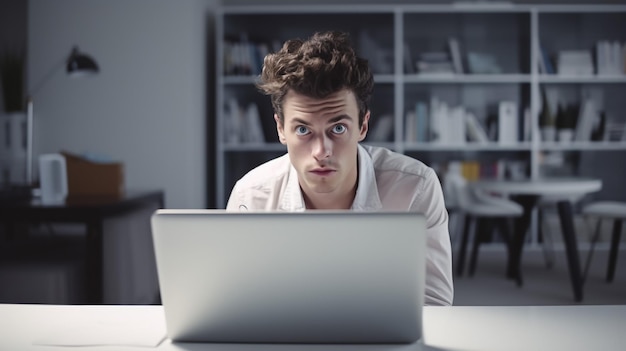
[405,37,464,75]
[416,52,455,76]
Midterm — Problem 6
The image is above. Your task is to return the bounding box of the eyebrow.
[291,114,353,126]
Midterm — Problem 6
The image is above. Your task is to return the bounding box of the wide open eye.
[331,124,347,135]
[295,125,310,136]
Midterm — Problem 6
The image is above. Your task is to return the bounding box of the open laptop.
[151,210,426,344]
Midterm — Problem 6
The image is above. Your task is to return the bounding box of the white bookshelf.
[215,4,626,208]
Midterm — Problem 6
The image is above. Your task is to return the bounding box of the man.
[226,31,453,306]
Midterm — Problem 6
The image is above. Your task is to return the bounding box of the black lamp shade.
[66,46,99,74]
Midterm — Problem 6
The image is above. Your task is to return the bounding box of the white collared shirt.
[226,144,454,306]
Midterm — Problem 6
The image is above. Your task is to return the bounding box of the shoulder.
[226,153,292,210]
[362,144,437,181]
[232,153,291,190]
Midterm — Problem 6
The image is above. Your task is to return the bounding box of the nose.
[312,134,332,160]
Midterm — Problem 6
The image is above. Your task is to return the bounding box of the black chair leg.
[583,218,602,284]
[469,219,491,277]
[456,214,472,276]
[607,219,623,283]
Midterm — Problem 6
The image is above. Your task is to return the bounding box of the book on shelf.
[427,97,492,145]
[223,34,273,76]
[537,45,554,74]
[574,98,596,142]
[596,40,626,76]
[404,102,430,142]
[415,102,429,142]
[448,37,464,74]
[461,161,480,182]
[224,98,242,143]
[429,97,450,144]
[404,111,416,142]
[465,112,489,144]
[224,98,265,144]
[498,101,518,144]
[448,106,467,145]
[370,114,394,142]
[244,103,265,143]
[590,111,606,142]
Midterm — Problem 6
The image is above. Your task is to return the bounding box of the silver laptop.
[151,210,426,344]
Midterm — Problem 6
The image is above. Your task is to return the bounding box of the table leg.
[556,200,583,302]
[85,220,104,304]
[607,220,622,283]
[508,195,539,286]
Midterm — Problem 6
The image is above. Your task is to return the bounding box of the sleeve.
[412,167,454,306]
[225,181,246,211]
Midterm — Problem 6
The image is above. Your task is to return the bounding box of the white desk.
[473,177,602,302]
[473,178,602,197]
[2,304,625,351]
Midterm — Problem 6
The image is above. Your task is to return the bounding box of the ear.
[275,113,287,145]
[357,111,370,142]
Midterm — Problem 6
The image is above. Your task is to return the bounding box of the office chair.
[449,174,523,277]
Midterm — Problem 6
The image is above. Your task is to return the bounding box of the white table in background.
[472,177,602,302]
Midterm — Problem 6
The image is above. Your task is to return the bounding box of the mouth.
[310,168,335,177]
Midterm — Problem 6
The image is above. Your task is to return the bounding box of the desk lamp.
[26,46,99,185]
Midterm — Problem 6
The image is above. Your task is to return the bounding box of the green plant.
[0,50,25,113]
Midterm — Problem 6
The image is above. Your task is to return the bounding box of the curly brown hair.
[256,31,373,127]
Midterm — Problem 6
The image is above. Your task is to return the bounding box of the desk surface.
[2,304,625,351]
[0,189,164,210]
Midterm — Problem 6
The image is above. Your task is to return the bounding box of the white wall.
[29,0,217,209]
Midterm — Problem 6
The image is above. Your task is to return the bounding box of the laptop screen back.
[151,210,426,344]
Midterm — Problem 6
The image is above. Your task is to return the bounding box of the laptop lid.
[151,210,426,344]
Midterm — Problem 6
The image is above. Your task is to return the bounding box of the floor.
[453,246,626,306]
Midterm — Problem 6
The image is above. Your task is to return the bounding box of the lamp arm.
[28,57,66,99]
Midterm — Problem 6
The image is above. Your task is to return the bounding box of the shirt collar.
[278,163,306,212]
[351,144,383,211]
[278,144,382,211]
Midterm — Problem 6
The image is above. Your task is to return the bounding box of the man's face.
[276,89,369,204]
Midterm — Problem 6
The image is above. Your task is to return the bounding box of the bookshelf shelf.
[223,76,257,85]
[223,143,287,152]
[538,76,626,84]
[215,4,626,208]
[539,142,626,151]
[403,143,532,152]
[405,74,532,84]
